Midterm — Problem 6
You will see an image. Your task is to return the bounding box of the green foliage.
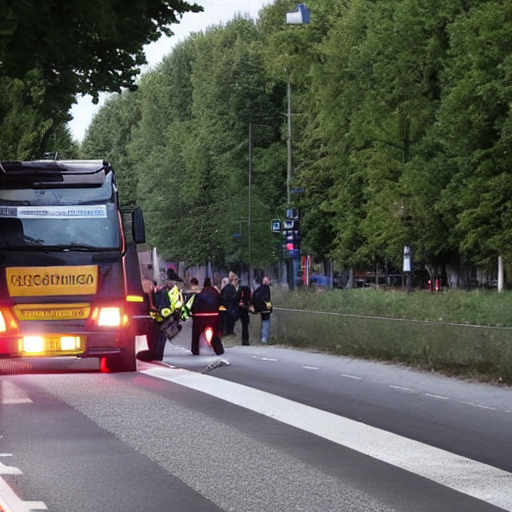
[0,71,79,160]
[0,0,202,102]
[82,17,287,269]
[275,286,512,326]
[0,0,202,159]
[81,0,511,284]
[435,0,512,268]
[271,287,512,383]
[81,91,142,205]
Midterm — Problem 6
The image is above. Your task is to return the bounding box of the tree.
[436,0,512,269]
[0,0,202,104]
[81,91,142,205]
[83,15,289,270]
[0,71,78,159]
[80,0,511,285]
[0,0,202,159]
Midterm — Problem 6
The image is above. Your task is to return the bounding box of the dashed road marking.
[388,385,415,393]
[460,401,497,411]
[340,373,363,380]
[422,393,450,400]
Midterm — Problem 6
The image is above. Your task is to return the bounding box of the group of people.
[139,271,273,361]
[219,272,272,345]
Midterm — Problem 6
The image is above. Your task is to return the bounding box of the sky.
[68,0,274,142]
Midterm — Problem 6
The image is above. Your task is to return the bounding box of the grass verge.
[264,287,512,385]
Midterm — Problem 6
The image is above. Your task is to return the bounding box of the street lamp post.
[285,3,310,206]
[285,4,310,288]
[248,122,252,284]
[287,72,292,206]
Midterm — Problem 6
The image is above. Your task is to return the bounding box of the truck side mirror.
[132,206,146,244]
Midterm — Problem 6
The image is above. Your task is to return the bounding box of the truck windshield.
[0,203,120,250]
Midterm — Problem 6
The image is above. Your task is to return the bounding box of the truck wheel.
[101,344,137,372]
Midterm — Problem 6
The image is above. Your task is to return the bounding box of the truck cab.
[0,159,146,372]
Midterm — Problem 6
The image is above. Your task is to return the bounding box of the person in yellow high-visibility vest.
[140,281,188,361]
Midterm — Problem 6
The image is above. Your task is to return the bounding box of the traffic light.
[283,218,300,257]
[283,219,300,231]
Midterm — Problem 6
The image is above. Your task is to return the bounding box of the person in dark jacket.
[190,277,224,355]
[237,283,251,345]
[220,274,238,335]
[137,279,164,362]
[250,276,272,343]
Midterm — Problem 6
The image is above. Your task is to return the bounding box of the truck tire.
[101,342,137,372]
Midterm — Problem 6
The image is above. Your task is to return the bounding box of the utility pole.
[287,73,292,206]
[285,4,310,288]
[248,122,252,284]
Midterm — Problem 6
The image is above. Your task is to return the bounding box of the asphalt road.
[0,322,511,512]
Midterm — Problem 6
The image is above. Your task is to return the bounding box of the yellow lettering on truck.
[13,303,91,321]
[6,266,98,297]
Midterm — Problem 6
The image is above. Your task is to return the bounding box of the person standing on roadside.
[220,273,238,335]
[237,282,251,345]
[250,276,272,343]
[219,277,230,335]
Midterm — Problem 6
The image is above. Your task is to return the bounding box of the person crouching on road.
[190,277,224,356]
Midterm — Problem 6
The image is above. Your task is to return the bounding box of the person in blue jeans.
[250,276,272,343]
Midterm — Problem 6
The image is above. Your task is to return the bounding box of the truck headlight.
[23,336,44,353]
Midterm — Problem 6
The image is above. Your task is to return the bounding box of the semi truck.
[0,159,147,372]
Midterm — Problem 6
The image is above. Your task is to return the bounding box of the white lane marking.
[141,366,512,511]
[340,373,362,380]
[0,388,47,512]
[0,476,47,512]
[460,401,497,411]
[302,366,320,370]
[252,356,278,362]
[422,393,450,400]
[0,382,32,405]
[388,385,415,393]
